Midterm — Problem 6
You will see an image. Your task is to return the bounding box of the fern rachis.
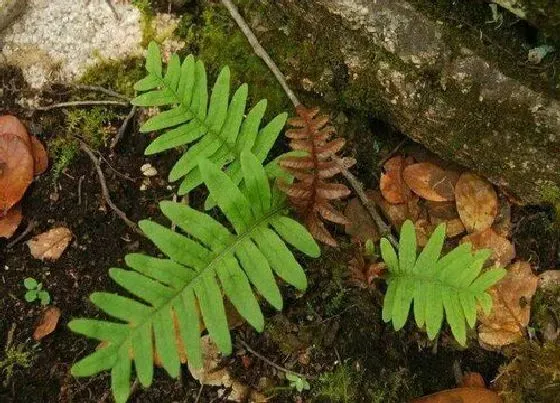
[69,152,320,403]
[380,220,506,345]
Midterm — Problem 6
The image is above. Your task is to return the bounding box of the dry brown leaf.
[0,134,34,213]
[415,218,436,247]
[343,197,380,243]
[27,227,72,261]
[492,195,512,238]
[0,205,23,238]
[478,260,538,347]
[426,200,458,221]
[33,306,61,341]
[0,115,31,149]
[455,173,498,232]
[403,162,457,202]
[30,136,49,175]
[461,228,515,268]
[411,387,503,403]
[379,156,411,204]
[459,372,486,388]
[370,190,420,230]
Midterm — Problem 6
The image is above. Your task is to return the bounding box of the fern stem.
[220,0,301,108]
[221,0,398,246]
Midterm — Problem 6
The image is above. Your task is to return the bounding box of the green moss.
[174,3,291,120]
[315,364,358,403]
[531,286,560,336]
[79,57,145,98]
[541,183,560,222]
[1,342,38,387]
[49,107,119,181]
[495,341,560,402]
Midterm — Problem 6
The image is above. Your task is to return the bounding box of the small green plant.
[69,152,320,403]
[380,220,506,345]
[132,42,287,200]
[316,364,357,402]
[286,372,311,393]
[23,278,51,305]
[1,326,38,387]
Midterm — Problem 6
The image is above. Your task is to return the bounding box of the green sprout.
[23,278,51,306]
[286,372,311,393]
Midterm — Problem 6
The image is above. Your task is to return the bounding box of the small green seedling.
[286,372,310,393]
[23,278,51,305]
[364,239,376,257]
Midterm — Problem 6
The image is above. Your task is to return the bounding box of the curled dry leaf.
[459,372,485,388]
[0,204,23,238]
[343,197,380,244]
[33,306,61,341]
[455,173,498,232]
[0,115,32,149]
[478,261,538,347]
[379,156,411,204]
[426,201,465,238]
[30,136,49,175]
[403,162,458,202]
[462,228,515,268]
[0,134,34,213]
[27,227,72,261]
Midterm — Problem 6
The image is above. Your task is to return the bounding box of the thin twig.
[111,106,137,149]
[221,0,397,245]
[237,339,314,380]
[80,141,143,236]
[35,100,129,111]
[96,152,137,183]
[220,0,300,107]
[72,84,129,101]
[194,383,204,403]
[7,220,37,249]
[334,156,398,246]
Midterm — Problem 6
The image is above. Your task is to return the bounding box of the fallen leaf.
[370,190,420,230]
[379,156,410,204]
[411,387,503,402]
[30,136,48,175]
[455,173,498,232]
[188,335,252,402]
[27,227,72,261]
[460,372,485,388]
[33,306,61,341]
[461,228,515,268]
[0,115,32,150]
[344,198,380,243]
[426,200,458,221]
[403,163,458,202]
[415,218,436,247]
[478,261,538,347]
[0,205,23,238]
[0,134,34,213]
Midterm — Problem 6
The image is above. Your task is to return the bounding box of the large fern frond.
[68,152,320,403]
[380,220,506,345]
[132,42,287,196]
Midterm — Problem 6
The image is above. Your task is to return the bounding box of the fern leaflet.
[69,152,320,403]
[380,220,506,345]
[132,42,287,196]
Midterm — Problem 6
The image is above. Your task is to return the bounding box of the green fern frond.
[68,152,320,403]
[132,42,287,197]
[380,220,506,345]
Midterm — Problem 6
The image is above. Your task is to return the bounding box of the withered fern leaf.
[279,105,355,246]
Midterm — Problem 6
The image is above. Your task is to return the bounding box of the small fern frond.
[69,152,320,403]
[279,105,355,247]
[132,42,287,196]
[380,220,506,345]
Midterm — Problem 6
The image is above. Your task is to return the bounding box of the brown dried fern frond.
[279,105,355,247]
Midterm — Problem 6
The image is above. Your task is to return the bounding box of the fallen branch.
[72,84,130,101]
[6,220,37,249]
[35,100,129,111]
[79,141,143,236]
[220,0,397,245]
